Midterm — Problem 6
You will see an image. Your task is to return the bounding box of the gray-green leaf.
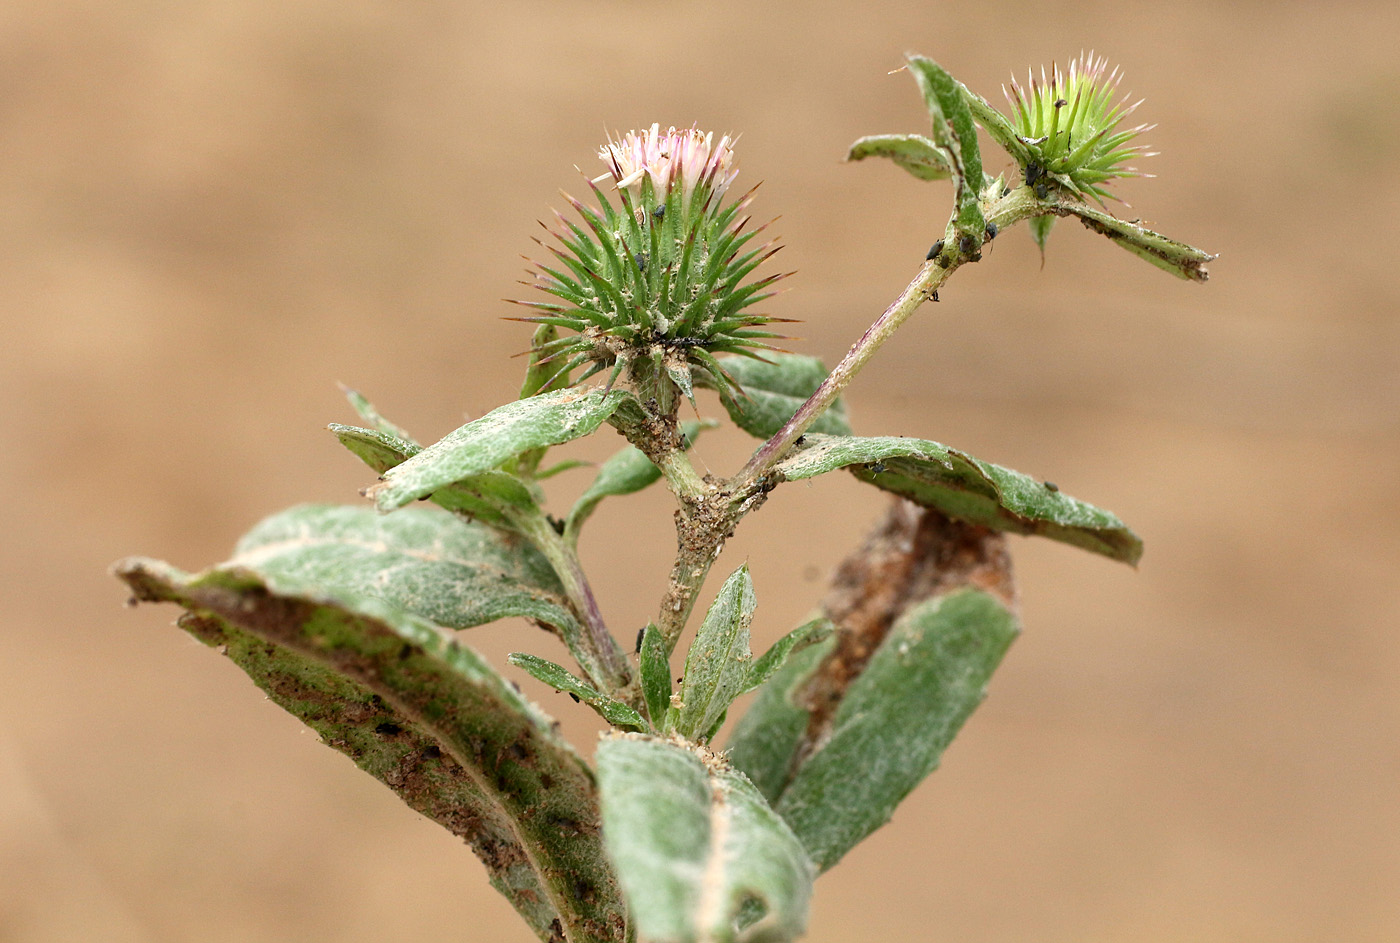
[330,424,533,528]
[639,623,673,729]
[230,504,580,633]
[339,385,419,445]
[846,133,952,181]
[907,55,987,248]
[507,652,646,730]
[1058,201,1215,282]
[729,590,1018,872]
[677,566,757,741]
[596,735,813,943]
[774,434,1142,564]
[370,387,629,511]
[745,618,833,695]
[114,556,623,942]
[709,353,852,440]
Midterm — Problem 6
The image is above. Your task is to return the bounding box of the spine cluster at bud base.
[1003,52,1155,204]
[511,125,791,414]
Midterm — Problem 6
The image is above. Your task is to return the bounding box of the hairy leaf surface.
[370,387,629,511]
[596,735,813,943]
[114,556,624,943]
[709,354,851,440]
[774,434,1141,564]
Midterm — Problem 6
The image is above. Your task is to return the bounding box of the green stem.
[734,186,1043,489]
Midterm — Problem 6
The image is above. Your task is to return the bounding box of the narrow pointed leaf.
[745,618,833,695]
[774,434,1142,564]
[705,354,852,440]
[677,566,757,741]
[845,133,952,181]
[959,82,1033,166]
[1057,202,1214,281]
[907,55,986,247]
[770,590,1019,871]
[340,386,419,445]
[639,623,673,729]
[370,387,629,511]
[330,424,529,528]
[114,556,624,942]
[507,652,646,730]
[1030,213,1056,258]
[595,735,814,943]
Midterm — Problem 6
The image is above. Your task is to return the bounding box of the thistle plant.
[116,54,1212,943]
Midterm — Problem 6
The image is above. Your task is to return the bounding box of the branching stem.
[643,187,1047,651]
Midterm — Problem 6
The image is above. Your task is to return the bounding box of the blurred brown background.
[3,1,1396,940]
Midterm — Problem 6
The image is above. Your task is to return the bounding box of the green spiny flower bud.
[510,125,791,413]
[1003,53,1156,204]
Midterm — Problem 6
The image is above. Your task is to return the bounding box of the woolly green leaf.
[229,504,578,633]
[774,434,1142,564]
[1029,214,1056,258]
[339,385,419,445]
[907,55,987,249]
[639,623,673,729]
[959,83,1033,167]
[766,590,1019,871]
[1059,202,1215,282]
[329,424,529,528]
[846,133,952,181]
[370,387,629,511]
[745,618,833,695]
[507,653,646,730]
[114,555,623,942]
[709,353,852,440]
[677,566,757,742]
[595,735,813,943]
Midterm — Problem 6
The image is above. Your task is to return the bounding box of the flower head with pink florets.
[511,124,790,413]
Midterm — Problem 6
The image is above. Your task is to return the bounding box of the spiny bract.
[1003,52,1155,204]
[511,125,790,412]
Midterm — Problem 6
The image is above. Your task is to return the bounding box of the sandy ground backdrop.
[2,1,1398,940]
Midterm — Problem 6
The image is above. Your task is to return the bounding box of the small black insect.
[635,252,648,273]
[926,240,944,261]
[930,289,939,302]
[634,627,645,653]
[1044,481,1059,492]
[652,204,665,219]
[794,434,806,446]
[984,221,998,241]
[568,692,581,703]
[548,515,566,535]
[1026,161,1044,188]
[1035,182,1049,200]
[869,461,887,474]
[959,233,977,256]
